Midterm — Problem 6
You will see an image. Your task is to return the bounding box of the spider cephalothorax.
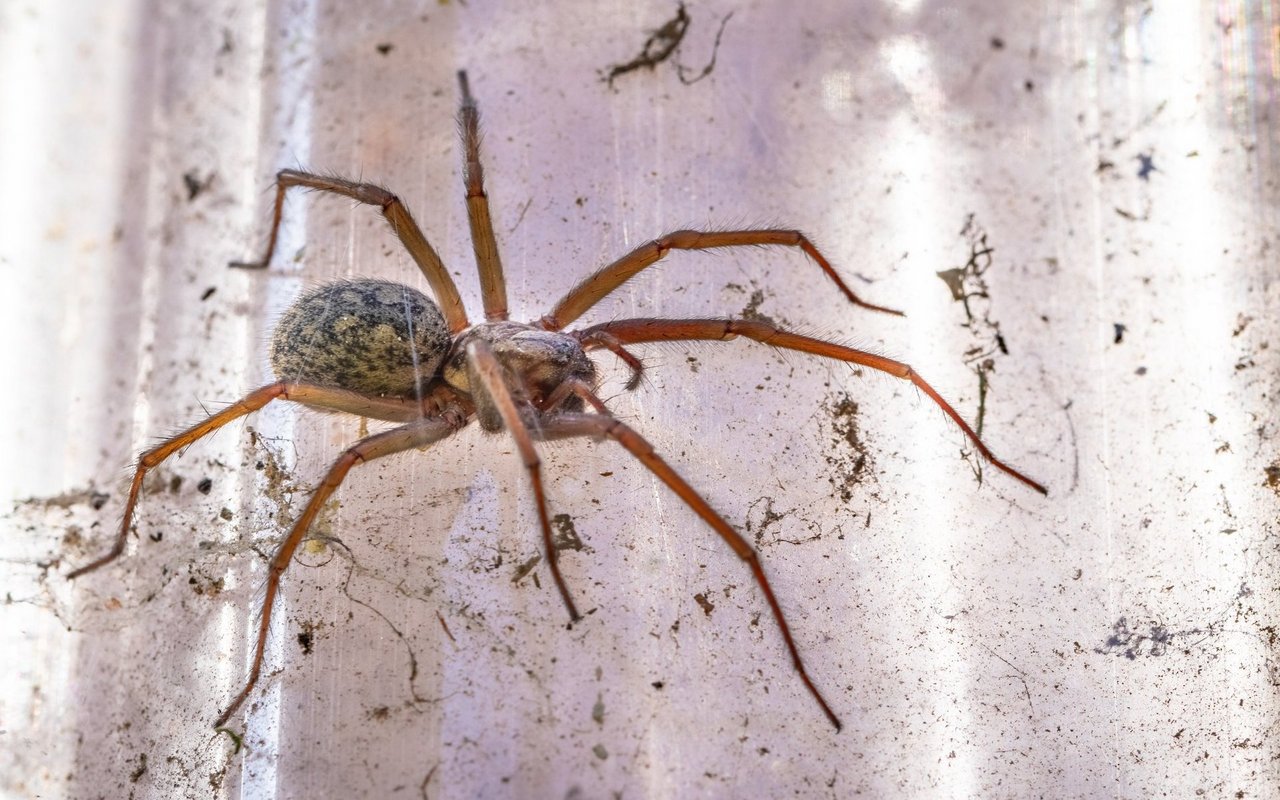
[70,70,1045,733]
[444,322,598,429]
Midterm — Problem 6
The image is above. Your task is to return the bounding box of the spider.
[69,71,1045,733]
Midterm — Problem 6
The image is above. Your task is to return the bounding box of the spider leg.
[230,169,469,333]
[539,378,609,416]
[456,71,508,322]
[214,413,465,728]
[67,382,450,579]
[466,340,582,621]
[576,330,646,391]
[531,405,844,732]
[538,228,903,331]
[575,317,1048,495]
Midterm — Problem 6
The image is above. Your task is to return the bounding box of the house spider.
[69,71,1045,733]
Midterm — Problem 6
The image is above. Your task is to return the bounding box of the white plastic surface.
[3,1,1279,797]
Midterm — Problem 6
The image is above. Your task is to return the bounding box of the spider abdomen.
[270,279,451,398]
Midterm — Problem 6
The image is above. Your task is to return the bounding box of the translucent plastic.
[3,1,1278,797]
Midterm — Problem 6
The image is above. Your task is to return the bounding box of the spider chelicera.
[69,71,1045,732]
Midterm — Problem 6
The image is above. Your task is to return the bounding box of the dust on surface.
[1265,463,1280,497]
[602,2,733,87]
[934,215,1020,480]
[552,513,585,552]
[821,393,873,502]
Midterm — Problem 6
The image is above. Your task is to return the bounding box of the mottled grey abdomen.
[270,279,452,398]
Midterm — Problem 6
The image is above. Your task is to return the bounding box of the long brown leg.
[456,71,508,322]
[465,341,581,621]
[538,229,903,331]
[66,383,452,580]
[214,414,465,728]
[230,170,470,333]
[533,409,843,732]
[575,318,1047,495]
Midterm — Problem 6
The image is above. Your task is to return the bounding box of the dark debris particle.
[602,2,733,88]
[90,491,109,510]
[1098,619,1169,658]
[375,42,393,55]
[130,752,148,782]
[1113,323,1127,344]
[1137,152,1157,180]
[824,395,871,500]
[183,170,215,202]
[298,628,314,655]
[693,592,715,617]
[551,513,584,552]
[200,286,216,301]
[197,477,213,494]
[990,36,1005,49]
[651,681,665,690]
[189,575,225,596]
[1263,463,1280,492]
[604,3,690,86]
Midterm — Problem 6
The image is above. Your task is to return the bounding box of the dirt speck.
[297,621,318,655]
[693,592,715,616]
[20,487,110,510]
[1265,463,1280,496]
[602,2,732,87]
[552,513,584,552]
[822,394,872,500]
[129,752,148,783]
[188,569,225,596]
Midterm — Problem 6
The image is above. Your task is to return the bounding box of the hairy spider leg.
[466,340,581,621]
[575,318,1048,495]
[575,330,646,391]
[456,71,508,322]
[214,414,466,728]
[67,383,445,580]
[532,405,844,731]
[538,229,904,331]
[229,170,470,334]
